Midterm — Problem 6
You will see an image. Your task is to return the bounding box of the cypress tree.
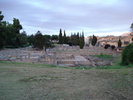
[63,30,67,44]
[82,31,85,46]
[79,32,85,49]
[59,28,63,44]
[118,38,122,47]
[91,35,97,46]
[77,32,80,45]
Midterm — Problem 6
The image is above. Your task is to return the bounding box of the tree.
[43,35,51,41]
[76,32,80,45]
[18,31,28,46]
[111,45,115,50]
[79,32,85,49]
[34,31,44,49]
[130,23,133,33]
[118,38,122,47]
[82,31,85,47]
[121,43,133,65]
[63,30,67,44]
[0,11,6,49]
[70,32,80,46]
[0,11,24,48]
[5,23,16,46]
[59,29,63,44]
[27,34,35,46]
[0,11,4,23]
[51,35,58,41]
[13,18,22,34]
[91,35,97,46]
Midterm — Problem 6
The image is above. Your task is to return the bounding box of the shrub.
[111,45,115,50]
[121,43,133,65]
[104,44,110,49]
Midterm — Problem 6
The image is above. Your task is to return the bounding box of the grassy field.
[0,61,133,100]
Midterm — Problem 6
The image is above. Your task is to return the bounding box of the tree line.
[58,29,85,49]
[0,11,99,50]
[28,31,58,50]
[0,11,58,50]
[0,11,24,48]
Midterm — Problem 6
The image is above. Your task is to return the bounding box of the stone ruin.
[0,45,117,67]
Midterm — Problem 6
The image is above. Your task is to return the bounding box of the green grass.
[0,61,133,100]
[91,53,114,60]
[1,60,133,70]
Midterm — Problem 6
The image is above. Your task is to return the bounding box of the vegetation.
[51,35,58,41]
[0,11,59,49]
[0,61,133,100]
[91,53,114,60]
[121,43,133,65]
[130,23,133,32]
[118,38,122,47]
[104,44,110,49]
[59,28,63,44]
[91,35,97,46]
[34,31,45,49]
[0,11,28,49]
[58,29,85,48]
[79,31,85,49]
[63,30,67,44]
[110,45,116,50]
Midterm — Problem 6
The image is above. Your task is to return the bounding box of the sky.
[0,0,133,37]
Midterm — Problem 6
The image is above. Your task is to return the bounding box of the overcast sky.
[0,0,133,36]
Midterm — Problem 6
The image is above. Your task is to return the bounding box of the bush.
[104,44,110,49]
[111,45,115,50]
[121,43,133,65]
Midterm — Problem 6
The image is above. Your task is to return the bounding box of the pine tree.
[59,28,63,44]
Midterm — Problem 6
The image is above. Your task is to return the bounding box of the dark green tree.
[13,18,22,34]
[63,30,67,44]
[34,31,44,49]
[59,28,63,44]
[130,23,133,32]
[51,35,58,41]
[76,32,80,45]
[82,31,85,46]
[0,11,6,49]
[27,34,35,46]
[91,35,97,46]
[118,38,122,47]
[121,43,133,65]
[79,32,85,49]
[19,31,28,47]
[43,35,51,42]
[5,23,16,46]
[71,34,78,45]
[0,11,4,23]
